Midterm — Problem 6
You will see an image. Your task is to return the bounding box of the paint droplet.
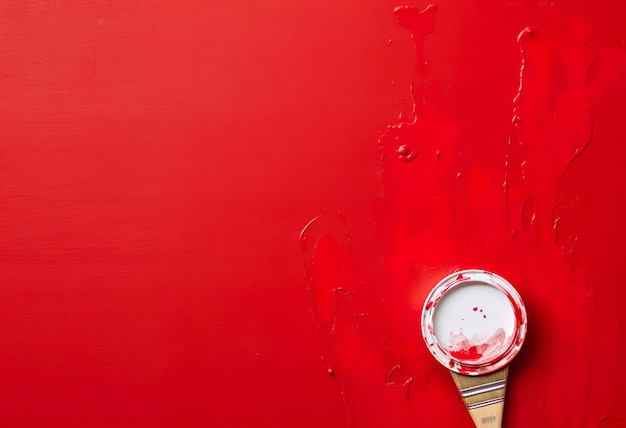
[483,315,487,319]
[328,368,335,376]
[473,307,478,311]
[397,144,417,162]
[426,301,433,310]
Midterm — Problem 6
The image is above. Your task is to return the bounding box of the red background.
[1,1,624,427]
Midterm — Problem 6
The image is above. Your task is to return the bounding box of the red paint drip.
[394,4,438,122]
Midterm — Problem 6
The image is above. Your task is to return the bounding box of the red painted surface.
[0,1,624,427]
[301,1,626,427]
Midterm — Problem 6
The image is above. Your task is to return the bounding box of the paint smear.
[300,214,358,330]
[446,328,506,362]
[301,2,625,427]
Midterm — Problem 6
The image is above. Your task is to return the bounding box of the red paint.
[0,1,624,427]
[301,215,357,329]
[446,328,507,364]
[450,347,482,361]
[301,1,626,427]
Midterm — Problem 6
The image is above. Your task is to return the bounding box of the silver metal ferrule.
[460,379,506,398]
[467,397,505,410]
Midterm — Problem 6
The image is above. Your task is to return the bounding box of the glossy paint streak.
[302,2,626,427]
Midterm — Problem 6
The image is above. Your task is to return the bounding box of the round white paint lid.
[421,269,527,375]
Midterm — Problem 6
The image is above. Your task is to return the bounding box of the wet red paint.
[301,1,626,427]
[450,347,482,361]
[0,1,624,427]
[445,328,507,366]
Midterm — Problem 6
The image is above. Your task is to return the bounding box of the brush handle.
[450,366,509,428]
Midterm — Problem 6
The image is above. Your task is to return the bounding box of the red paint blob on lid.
[450,346,483,361]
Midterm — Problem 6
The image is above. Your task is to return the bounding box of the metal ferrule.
[467,397,505,410]
[460,379,506,398]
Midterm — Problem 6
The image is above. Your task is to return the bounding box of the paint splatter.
[447,329,506,362]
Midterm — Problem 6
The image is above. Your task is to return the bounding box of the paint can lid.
[421,269,527,375]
